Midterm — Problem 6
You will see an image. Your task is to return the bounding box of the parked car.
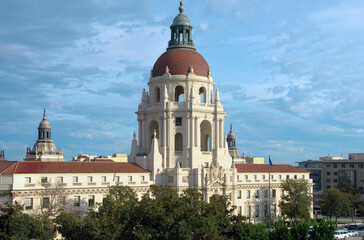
[348,230,359,237]
[334,230,350,239]
[346,225,358,230]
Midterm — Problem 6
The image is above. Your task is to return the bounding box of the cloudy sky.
[1,0,364,164]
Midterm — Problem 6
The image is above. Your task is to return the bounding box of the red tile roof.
[235,164,308,173]
[0,161,149,174]
[0,161,17,174]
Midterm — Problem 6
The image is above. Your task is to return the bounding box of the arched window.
[200,120,212,152]
[175,86,184,102]
[175,133,183,151]
[155,87,161,103]
[149,120,159,148]
[199,87,206,103]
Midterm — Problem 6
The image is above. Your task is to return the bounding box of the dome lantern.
[167,1,195,50]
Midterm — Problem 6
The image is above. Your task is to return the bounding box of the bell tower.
[129,2,233,190]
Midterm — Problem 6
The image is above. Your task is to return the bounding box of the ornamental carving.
[206,160,224,183]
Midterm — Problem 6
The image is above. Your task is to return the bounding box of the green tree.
[270,220,291,240]
[237,223,269,240]
[308,221,334,240]
[319,187,351,227]
[279,179,313,224]
[0,202,55,240]
[56,185,272,240]
[291,221,309,240]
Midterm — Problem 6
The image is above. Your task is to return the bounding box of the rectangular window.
[294,175,297,179]
[25,198,33,210]
[25,177,31,184]
[245,175,249,180]
[334,179,338,183]
[102,176,107,182]
[264,189,268,198]
[262,175,266,180]
[279,175,282,180]
[74,196,80,207]
[327,179,331,183]
[237,206,242,215]
[255,205,260,218]
[115,176,120,183]
[342,163,346,168]
[327,172,331,176]
[88,195,95,207]
[42,197,50,208]
[255,190,260,198]
[360,164,363,169]
[175,117,182,126]
[334,172,338,176]
[333,163,337,168]
[73,176,78,183]
[246,206,251,218]
[59,196,66,207]
[88,176,93,183]
[254,175,257,180]
[128,176,133,182]
[271,175,274,180]
[286,175,290,179]
[41,177,48,183]
[351,164,355,168]
[264,204,268,215]
[140,176,145,182]
[58,176,63,183]
[302,175,305,179]
[237,190,241,199]
[273,204,277,217]
[272,189,276,198]
[246,190,251,199]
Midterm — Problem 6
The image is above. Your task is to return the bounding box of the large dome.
[152,49,210,77]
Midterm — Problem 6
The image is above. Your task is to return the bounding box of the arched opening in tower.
[199,87,206,103]
[155,87,161,103]
[200,120,211,152]
[175,86,184,102]
[149,120,159,148]
[175,133,183,151]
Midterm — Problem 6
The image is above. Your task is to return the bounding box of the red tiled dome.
[152,49,210,77]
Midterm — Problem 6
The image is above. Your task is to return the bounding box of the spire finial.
[43,109,46,119]
[179,1,184,14]
[230,124,232,131]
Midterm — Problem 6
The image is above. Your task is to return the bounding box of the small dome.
[227,125,237,141]
[38,119,51,129]
[172,14,191,26]
[227,131,236,141]
[152,49,210,77]
[38,109,51,129]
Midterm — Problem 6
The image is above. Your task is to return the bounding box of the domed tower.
[130,2,233,192]
[227,125,244,162]
[25,110,64,161]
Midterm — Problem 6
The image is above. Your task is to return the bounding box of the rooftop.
[0,161,150,174]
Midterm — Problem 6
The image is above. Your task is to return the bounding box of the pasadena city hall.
[0,2,311,222]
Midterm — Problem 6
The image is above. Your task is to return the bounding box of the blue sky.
[1,0,364,164]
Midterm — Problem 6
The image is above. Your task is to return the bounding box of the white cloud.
[199,23,208,31]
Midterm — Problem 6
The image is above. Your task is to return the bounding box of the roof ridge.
[12,161,20,173]
[0,161,18,174]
